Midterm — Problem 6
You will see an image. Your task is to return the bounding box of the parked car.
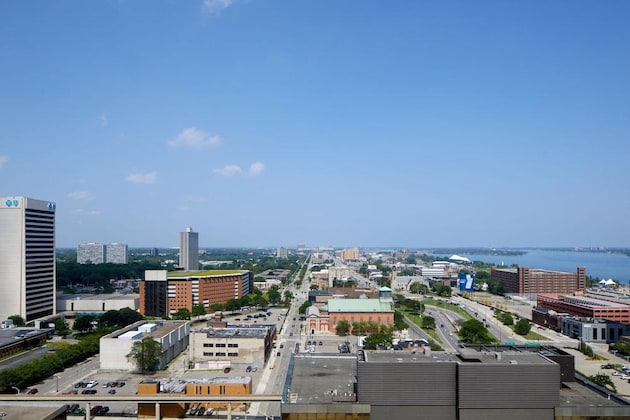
[224,367,231,374]
[245,366,252,372]
[108,389,117,394]
[251,366,258,372]
[319,341,323,346]
[27,388,38,395]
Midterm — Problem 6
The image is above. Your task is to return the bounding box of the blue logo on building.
[47,203,56,211]
[5,200,11,207]
[5,199,19,207]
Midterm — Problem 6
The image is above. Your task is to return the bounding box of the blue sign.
[458,273,475,291]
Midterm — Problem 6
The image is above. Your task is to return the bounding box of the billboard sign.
[458,272,474,291]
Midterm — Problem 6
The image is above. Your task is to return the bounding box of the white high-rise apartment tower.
[0,196,56,322]
[179,227,199,271]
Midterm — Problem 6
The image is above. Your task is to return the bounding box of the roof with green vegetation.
[168,269,246,278]
[327,298,393,313]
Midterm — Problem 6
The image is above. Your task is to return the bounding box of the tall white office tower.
[179,227,199,271]
[0,197,56,322]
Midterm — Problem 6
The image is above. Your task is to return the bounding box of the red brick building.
[139,270,252,317]
[491,266,586,294]
[536,293,630,324]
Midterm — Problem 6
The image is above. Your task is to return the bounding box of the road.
[250,255,311,417]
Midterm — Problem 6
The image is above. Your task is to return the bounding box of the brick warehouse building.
[139,269,252,317]
[536,293,630,325]
[490,266,586,294]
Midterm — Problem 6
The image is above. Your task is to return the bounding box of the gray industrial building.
[281,345,629,420]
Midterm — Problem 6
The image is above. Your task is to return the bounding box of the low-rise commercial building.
[56,293,139,313]
[137,377,252,419]
[100,320,189,371]
[189,324,276,367]
[561,317,630,343]
[537,294,630,325]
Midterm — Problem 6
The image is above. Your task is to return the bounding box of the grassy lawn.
[404,311,442,343]
[424,299,474,320]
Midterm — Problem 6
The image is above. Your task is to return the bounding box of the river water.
[455,249,630,284]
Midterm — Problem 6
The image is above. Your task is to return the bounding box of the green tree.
[393,311,408,330]
[267,286,281,305]
[74,315,96,333]
[173,308,191,320]
[126,337,162,373]
[98,310,121,329]
[421,316,436,330]
[192,304,206,317]
[362,332,393,350]
[225,298,241,311]
[588,373,617,392]
[458,319,493,344]
[252,294,269,308]
[514,318,531,336]
[310,284,319,291]
[54,318,71,336]
[283,290,294,301]
[209,303,224,312]
[118,307,142,326]
[298,300,312,314]
[8,315,25,327]
[335,319,350,336]
[498,311,514,326]
[432,283,452,297]
[409,282,427,294]
[475,270,490,281]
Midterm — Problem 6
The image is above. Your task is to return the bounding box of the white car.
[612,371,621,376]
[621,374,630,380]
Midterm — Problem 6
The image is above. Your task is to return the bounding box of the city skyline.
[1,1,629,248]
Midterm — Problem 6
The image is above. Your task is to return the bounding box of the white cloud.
[67,191,94,200]
[213,164,242,177]
[168,128,220,149]
[249,161,265,176]
[99,112,108,127]
[72,209,101,216]
[202,0,234,15]
[0,155,8,168]
[126,171,158,184]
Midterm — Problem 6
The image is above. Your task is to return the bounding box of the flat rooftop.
[192,326,270,338]
[57,293,138,301]
[106,320,186,340]
[362,349,558,365]
[289,354,357,403]
[168,270,246,278]
[559,295,629,308]
[146,377,251,393]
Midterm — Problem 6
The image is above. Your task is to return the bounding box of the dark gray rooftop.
[289,354,357,404]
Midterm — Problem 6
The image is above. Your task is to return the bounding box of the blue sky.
[1,0,629,248]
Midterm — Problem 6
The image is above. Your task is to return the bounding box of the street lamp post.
[55,375,59,393]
